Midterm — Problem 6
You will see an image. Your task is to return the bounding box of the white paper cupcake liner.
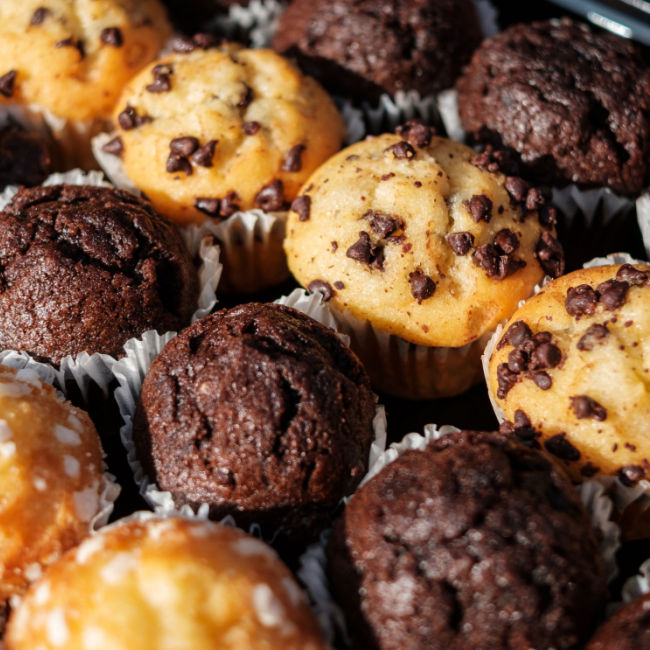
[113,288,387,531]
[298,424,621,644]
[622,557,650,602]
[635,191,650,259]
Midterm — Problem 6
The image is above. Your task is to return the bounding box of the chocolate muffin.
[133,302,376,542]
[272,0,483,103]
[0,122,51,190]
[586,593,650,649]
[0,184,199,364]
[456,18,650,196]
[328,430,608,650]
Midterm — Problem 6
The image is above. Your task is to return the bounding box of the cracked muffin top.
[456,18,650,196]
[0,184,199,364]
[133,302,375,542]
[327,430,608,650]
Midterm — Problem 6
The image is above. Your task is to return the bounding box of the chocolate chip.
[538,205,557,229]
[169,35,197,53]
[170,137,199,157]
[238,84,254,108]
[545,433,580,461]
[497,320,532,350]
[363,210,403,239]
[619,465,646,486]
[193,33,218,49]
[535,232,564,278]
[220,191,240,217]
[291,195,311,222]
[394,120,435,148]
[409,269,436,303]
[514,409,531,428]
[617,264,648,286]
[30,7,49,25]
[580,463,600,478]
[497,363,519,398]
[597,279,629,310]
[504,176,530,204]
[282,144,306,172]
[577,323,609,351]
[334,281,345,290]
[494,229,519,254]
[117,105,151,130]
[308,280,335,302]
[55,37,85,58]
[530,342,561,370]
[472,244,524,280]
[471,145,520,176]
[447,231,474,256]
[525,186,547,211]
[531,371,552,390]
[254,180,285,211]
[101,136,123,157]
[565,285,598,318]
[570,395,607,421]
[191,140,216,167]
[507,348,527,373]
[346,232,384,270]
[0,70,17,98]
[100,27,123,46]
[386,141,416,160]
[194,197,221,217]
[166,153,192,175]
[243,121,261,135]
[146,64,172,93]
[464,194,492,223]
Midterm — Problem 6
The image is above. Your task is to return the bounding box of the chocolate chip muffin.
[133,302,375,542]
[0,184,199,364]
[456,18,650,196]
[328,430,608,650]
[586,593,650,649]
[0,121,51,190]
[273,0,483,103]
[488,263,650,484]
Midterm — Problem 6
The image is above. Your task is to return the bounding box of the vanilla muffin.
[488,263,650,485]
[5,517,327,650]
[284,128,563,398]
[0,365,112,610]
[108,43,346,226]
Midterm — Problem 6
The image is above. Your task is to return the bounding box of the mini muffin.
[133,302,375,542]
[284,128,563,398]
[456,18,650,196]
[0,365,112,610]
[107,43,345,226]
[488,263,650,485]
[585,592,650,649]
[0,121,51,190]
[5,517,327,650]
[273,0,483,103]
[328,430,607,650]
[0,183,199,364]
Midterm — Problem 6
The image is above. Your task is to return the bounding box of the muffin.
[284,128,563,398]
[0,183,199,364]
[133,302,376,542]
[585,592,650,649]
[0,120,51,190]
[5,516,327,650]
[0,365,113,611]
[456,18,650,196]
[328,429,608,650]
[487,263,650,485]
[273,0,483,103]
[0,0,171,166]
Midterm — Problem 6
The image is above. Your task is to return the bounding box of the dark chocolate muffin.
[0,122,51,190]
[0,184,199,363]
[586,592,650,649]
[456,18,650,196]
[328,430,608,650]
[272,0,483,103]
[133,302,376,542]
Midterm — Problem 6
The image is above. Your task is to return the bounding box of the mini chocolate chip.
[169,35,196,53]
[191,140,216,167]
[570,395,607,421]
[545,433,580,461]
[55,37,85,58]
[471,145,520,175]
[381,173,395,181]
[331,241,338,252]
[538,204,557,229]
[386,141,416,160]
[238,84,254,108]
[409,269,436,303]
[497,363,519,398]
[619,465,646,486]
[499,420,515,435]
[243,121,261,135]
[100,27,123,46]
[597,279,629,310]
[334,281,345,290]
[472,244,524,280]
[525,186,546,211]
[254,180,285,211]
[117,105,151,130]
[0,70,17,98]
[507,348,527,373]
[580,463,600,477]
[363,210,403,239]
[166,153,192,175]
[535,232,564,278]
[146,64,173,93]
[530,342,561,370]
[577,323,609,351]
[220,191,240,217]
[565,285,598,318]
[291,195,311,222]
[447,231,474,256]
[514,409,531,428]
[30,7,49,25]
[101,136,123,157]
[282,144,306,172]
[346,232,384,270]
[494,229,519,254]
[497,320,532,350]
[464,194,492,223]
[533,332,552,344]
[617,264,648,286]
[500,257,526,278]
[194,197,221,217]
[170,137,199,157]
[504,176,530,203]
[308,280,335,302]
[193,33,218,49]
[531,371,552,390]
[394,119,435,148]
